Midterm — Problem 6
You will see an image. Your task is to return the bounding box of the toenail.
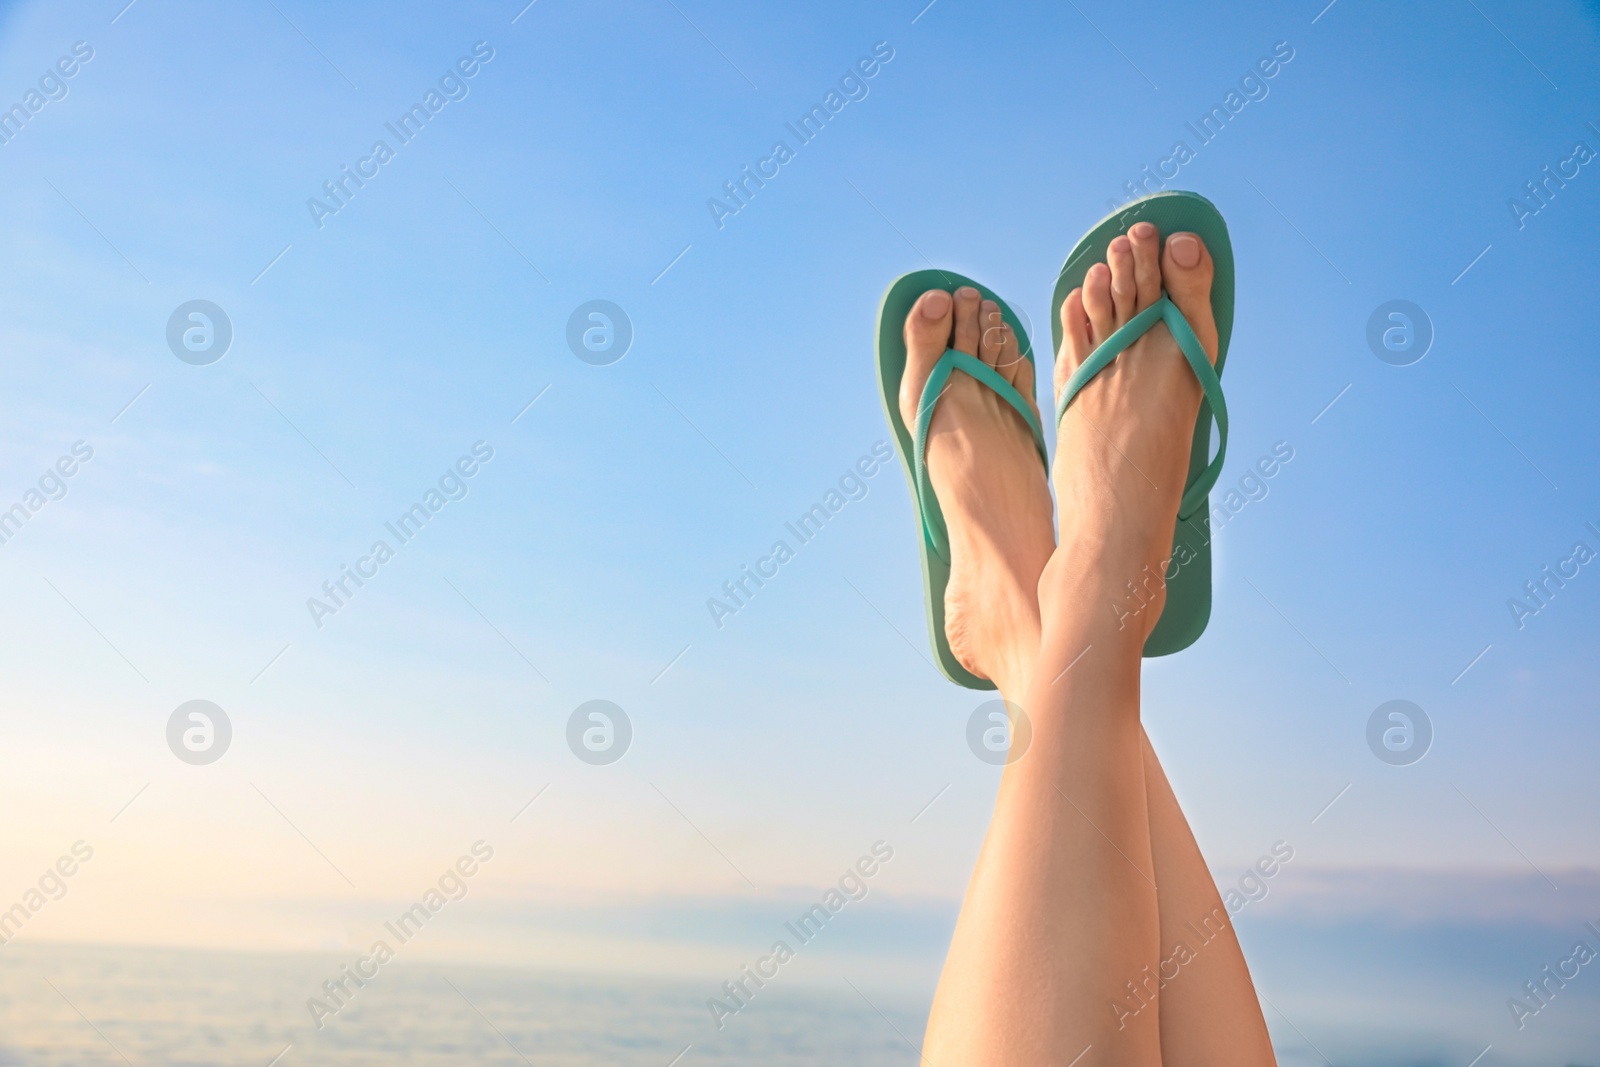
[921,290,951,318]
[1170,233,1201,268]
[957,286,978,299]
[1132,222,1155,239]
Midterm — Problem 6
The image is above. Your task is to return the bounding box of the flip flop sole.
[876,269,1039,690]
[1049,191,1235,657]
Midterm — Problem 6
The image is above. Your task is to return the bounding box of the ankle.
[1038,543,1164,653]
[983,574,1044,692]
[985,614,1041,702]
[952,560,1043,697]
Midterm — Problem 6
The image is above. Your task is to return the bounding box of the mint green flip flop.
[876,270,1049,689]
[1050,190,1235,657]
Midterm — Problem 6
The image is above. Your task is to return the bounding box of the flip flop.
[1050,190,1235,657]
[876,270,1050,690]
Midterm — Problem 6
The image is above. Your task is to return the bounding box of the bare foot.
[898,285,1056,693]
[1050,223,1218,644]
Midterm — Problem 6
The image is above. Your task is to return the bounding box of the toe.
[988,309,1029,393]
[1082,262,1115,344]
[897,288,953,429]
[1107,235,1137,325]
[952,286,981,357]
[1129,222,1161,311]
[978,299,1008,370]
[1009,342,1038,415]
[986,308,1036,412]
[1054,288,1091,397]
[1160,233,1219,364]
[1063,289,1091,359]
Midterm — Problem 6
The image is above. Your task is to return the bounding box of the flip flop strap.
[1054,293,1227,520]
[913,350,1049,563]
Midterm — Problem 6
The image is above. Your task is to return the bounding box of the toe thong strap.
[913,349,1049,563]
[1054,293,1228,520]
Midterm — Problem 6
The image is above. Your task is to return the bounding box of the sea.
[0,942,924,1066]
[2,927,1598,1066]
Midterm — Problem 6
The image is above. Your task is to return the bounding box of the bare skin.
[897,283,1056,694]
[902,223,1275,1065]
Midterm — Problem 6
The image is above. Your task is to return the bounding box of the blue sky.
[1,0,1599,1059]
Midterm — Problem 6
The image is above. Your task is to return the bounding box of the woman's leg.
[897,276,1142,1061]
[1141,733,1277,1065]
[917,223,1270,1064]
[926,554,1163,1064]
